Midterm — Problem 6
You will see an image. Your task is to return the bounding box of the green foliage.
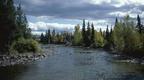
[73,24,82,46]
[40,29,72,44]
[85,22,91,47]
[10,38,40,54]
[82,19,86,46]
[122,16,141,54]
[95,31,104,48]
[0,0,17,53]
[136,15,144,33]
[73,20,105,48]
[91,23,96,47]
[113,18,125,52]
[15,4,31,39]
[0,0,34,54]
[112,15,144,55]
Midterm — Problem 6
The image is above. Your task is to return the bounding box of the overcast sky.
[15,0,144,35]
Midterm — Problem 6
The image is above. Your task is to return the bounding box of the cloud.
[16,0,144,20]
[29,21,75,32]
[89,0,144,7]
[14,0,144,34]
[29,19,112,34]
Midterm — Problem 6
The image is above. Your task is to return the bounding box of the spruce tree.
[86,22,91,47]
[100,28,103,36]
[48,29,51,44]
[91,23,95,45]
[40,33,45,44]
[52,29,56,43]
[16,4,31,39]
[137,15,143,33]
[105,25,110,41]
[82,19,86,46]
[0,0,17,53]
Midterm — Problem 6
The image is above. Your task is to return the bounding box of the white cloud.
[108,11,128,17]
[89,0,144,7]
[28,22,75,31]
[89,0,111,4]
[32,31,44,35]
[108,7,144,18]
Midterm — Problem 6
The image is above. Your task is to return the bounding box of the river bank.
[70,44,144,65]
[0,45,53,67]
[0,54,46,67]
[1,45,144,80]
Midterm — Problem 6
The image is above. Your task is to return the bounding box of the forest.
[1,0,144,80]
[0,0,39,54]
[40,16,144,57]
[0,0,144,57]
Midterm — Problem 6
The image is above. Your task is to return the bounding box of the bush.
[10,38,40,54]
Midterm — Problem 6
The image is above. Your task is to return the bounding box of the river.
[0,45,144,80]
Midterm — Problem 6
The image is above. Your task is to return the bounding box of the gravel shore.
[0,53,49,67]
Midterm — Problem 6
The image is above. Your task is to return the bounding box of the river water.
[0,45,144,80]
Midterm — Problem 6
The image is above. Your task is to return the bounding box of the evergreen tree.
[48,29,51,44]
[91,23,95,46]
[85,22,91,47]
[104,25,111,49]
[95,31,104,48]
[16,4,31,39]
[40,33,45,44]
[137,15,144,33]
[99,28,103,36]
[0,0,17,53]
[105,25,110,41]
[115,17,118,25]
[52,29,56,43]
[82,19,86,46]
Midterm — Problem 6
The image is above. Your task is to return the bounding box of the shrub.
[10,38,40,54]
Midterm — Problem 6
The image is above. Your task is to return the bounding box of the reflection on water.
[0,65,29,80]
[0,45,144,80]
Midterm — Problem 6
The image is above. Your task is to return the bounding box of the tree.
[100,28,103,36]
[85,22,91,47]
[0,0,17,53]
[95,31,104,48]
[40,33,45,44]
[51,29,56,43]
[112,18,125,52]
[122,16,141,54]
[48,29,51,44]
[105,25,110,41]
[91,23,95,46]
[16,4,31,39]
[82,19,86,46]
[104,25,111,49]
[73,24,82,45]
[136,15,143,34]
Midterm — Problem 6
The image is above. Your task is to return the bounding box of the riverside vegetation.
[40,16,144,58]
[0,0,43,66]
[0,0,40,54]
[0,0,144,66]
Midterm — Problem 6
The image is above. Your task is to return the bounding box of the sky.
[15,0,144,35]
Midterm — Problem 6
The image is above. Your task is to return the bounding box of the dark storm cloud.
[14,0,144,20]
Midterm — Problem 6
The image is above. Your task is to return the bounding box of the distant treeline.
[40,15,144,57]
[40,30,73,44]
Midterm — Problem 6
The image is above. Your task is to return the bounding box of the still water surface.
[0,45,144,80]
